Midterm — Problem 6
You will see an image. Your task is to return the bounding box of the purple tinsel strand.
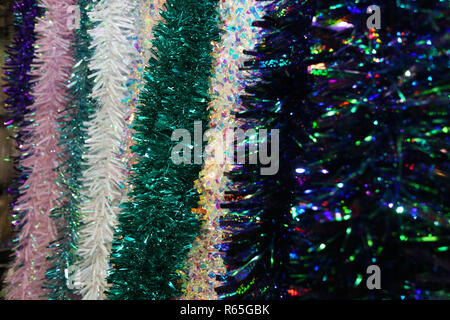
[2,0,40,216]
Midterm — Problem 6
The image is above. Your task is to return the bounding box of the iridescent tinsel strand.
[181,0,266,300]
[120,0,166,187]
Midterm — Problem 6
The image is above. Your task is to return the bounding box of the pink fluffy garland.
[5,0,76,300]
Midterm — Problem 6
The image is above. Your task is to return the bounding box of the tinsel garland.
[296,0,450,299]
[107,0,220,300]
[2,0,40,233]
[5,0,76,300]
[75,0,139,300]
[217,0,315,299]
[121,0,166,189]
[45,0,96,300]
[181,0,265,300]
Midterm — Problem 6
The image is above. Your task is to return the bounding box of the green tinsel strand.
[45,0,96,300]
[107,0,220,299]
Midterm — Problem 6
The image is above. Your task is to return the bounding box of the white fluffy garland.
[75,0,138,300]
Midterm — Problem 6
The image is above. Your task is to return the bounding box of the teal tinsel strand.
[45,0,97,300]
[107,0,220,300]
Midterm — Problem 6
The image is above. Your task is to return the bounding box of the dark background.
[0,0,15,299]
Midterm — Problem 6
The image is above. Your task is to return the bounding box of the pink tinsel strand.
[5,0,76,300]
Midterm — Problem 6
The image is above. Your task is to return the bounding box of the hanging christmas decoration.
[74,0,139,300]
[181,0,266,300]
[5,0,76,300]
[108,0,220,300]
[120,0,166,192]
[45,0,96,300]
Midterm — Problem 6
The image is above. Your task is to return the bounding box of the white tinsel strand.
[75,0,139,300]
